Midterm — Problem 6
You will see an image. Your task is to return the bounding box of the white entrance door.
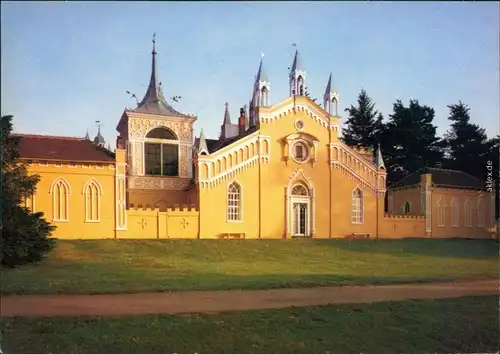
[292,202,309,236]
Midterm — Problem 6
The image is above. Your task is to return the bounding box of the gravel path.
[2,279,497,317]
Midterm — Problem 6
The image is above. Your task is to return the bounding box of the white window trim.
[82,178,103,223]
[451,198,459,227]
[351,187,364,224]
[226,180,243,223]
[437,198,445,227]
[477,199,485,227]
[465,199,472,227]
[290,139,311,164]
[49,177,71,222]
[285,169,316,236]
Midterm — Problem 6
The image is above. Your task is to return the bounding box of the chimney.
[238,107,247,136]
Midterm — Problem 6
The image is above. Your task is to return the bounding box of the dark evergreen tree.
[381,99,444,184]
[342,89,384,151]
[1,115,55,267]
[442,101,494,180]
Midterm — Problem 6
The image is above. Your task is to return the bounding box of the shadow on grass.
[315,238,499,259]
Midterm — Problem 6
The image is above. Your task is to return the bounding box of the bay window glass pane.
[162,144,178,176]
[145,143,161,175]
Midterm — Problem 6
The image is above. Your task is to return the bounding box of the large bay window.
[144,127,179,177]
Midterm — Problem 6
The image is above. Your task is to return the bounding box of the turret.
[249,55,270,128]
[289,49,306,97]
[323,73,339,115]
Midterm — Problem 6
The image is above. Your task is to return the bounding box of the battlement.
[128,203,198,212]
[128,204,160,212]
[383,213,425,220]
[353,145,373,155]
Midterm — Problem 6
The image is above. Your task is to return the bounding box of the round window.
[292,141,309,163]
[295,119,304,131]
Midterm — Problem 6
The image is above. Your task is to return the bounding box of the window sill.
[226,220,243,223]
[53,219,70,223]
[85,220,101,223]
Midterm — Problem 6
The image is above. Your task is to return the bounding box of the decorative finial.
[95,120,101,133]
[225,102,229,108]
[292,43,297,48]
[261,52,265,58]
[152,32,156,44]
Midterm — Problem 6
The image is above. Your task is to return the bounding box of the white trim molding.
[351,187,364,224]
[197,133,271,188]
[82,178,103,223]
[49,177,71,222]
[226,180,243,223]
[286,169,316,236]
[437,197,445,227]
[451,197,459,227]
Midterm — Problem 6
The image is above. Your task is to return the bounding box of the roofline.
[123,109,197,122]
[20,157,115,164]
[13,133,86,141]
[433,183,486,190]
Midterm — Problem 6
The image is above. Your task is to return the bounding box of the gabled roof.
[194,136,219,154]
[390,167,485,190]
[16,134,115,163]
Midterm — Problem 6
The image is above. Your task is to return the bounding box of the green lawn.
[1,296,498,354]
[2,238,498,294]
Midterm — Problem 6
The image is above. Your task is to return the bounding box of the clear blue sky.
[1,2,499,144]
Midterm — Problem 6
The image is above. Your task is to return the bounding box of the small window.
[402,201,411,214]
[292,141,309,163]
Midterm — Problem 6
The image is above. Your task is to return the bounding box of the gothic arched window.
[83,179,102,222]
[144,127,179,177]
[451,198,459,226]
[227,181,242,222]
[402,201,411,214]
[465,199,472,227]
[478,199,485,227]
[351,188,363,224]
[50,177,70,221]
[437,198,445,226]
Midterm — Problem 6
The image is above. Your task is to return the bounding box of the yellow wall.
[116,206,199,239]
[26,161,116,239]
[196,96,387,239]
[379,215,426,238]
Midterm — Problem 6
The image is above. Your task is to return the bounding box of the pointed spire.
[197,129,209,155]
[133,34,189,117]
[93,121,105,147]
[290,49,304,74]
[139,33,159,106]
[325,73,332,96]
[223,102,231,125]
[84,129,90,140]
[376,143,386,170]
[255,57,268,83]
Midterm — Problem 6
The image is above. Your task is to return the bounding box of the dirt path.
[1,279,498,317]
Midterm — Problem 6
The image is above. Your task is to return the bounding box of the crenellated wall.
[117,204,199,239]
[379,214,426,238]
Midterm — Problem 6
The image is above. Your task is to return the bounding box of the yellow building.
[16,40,496,240]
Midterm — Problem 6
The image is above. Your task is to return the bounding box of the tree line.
[342,89,499,218]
